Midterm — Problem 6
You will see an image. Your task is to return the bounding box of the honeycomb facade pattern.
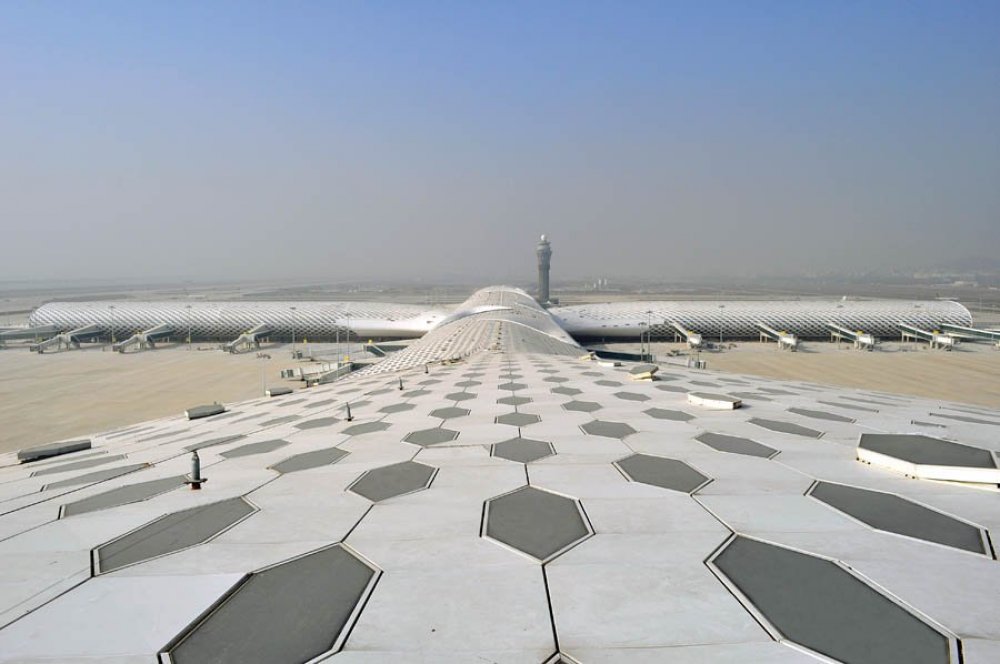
[1,286,997,662]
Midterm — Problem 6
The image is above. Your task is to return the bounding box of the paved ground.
[3,339,999,455]
[0,344,327,453]
[599,341,1000,409]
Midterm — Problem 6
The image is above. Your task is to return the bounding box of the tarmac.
[2,338,999,455]
[0,343,339,454]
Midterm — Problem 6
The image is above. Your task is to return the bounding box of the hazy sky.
[1,2,998,283]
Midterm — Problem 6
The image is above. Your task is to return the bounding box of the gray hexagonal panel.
[551,386,583,396]
[580,420,636,439]
[96,497,256,574]
[595,380,623,387]
[404,428,460,447]
[749,418,823,438]
[295,417,340,430]
[342,421,391,436]
[713,536,951,664]
[789,408,855,423]
[498,382,527,391]
[445,392,477,402]
[492,438,555,464]
[31,454,125,477]
[643,408,694,422]
[696,432,777,459]
[164,544,377,664]
[42,463,150,491]
[379,403,416,414]
[220,440,290,459]
[614,391,650,402]
[498,396,532,406]
[484,486,591,561]
[858,434,996,468]
[616,454,710,493]
[430,407,471,420]
[269,447,349,474]
[563,400,602,413]
[61,476,186,518]
[496,412,541,427]
[348,461,437,502]
[810,481,986,554]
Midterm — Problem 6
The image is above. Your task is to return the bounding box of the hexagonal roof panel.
[695,432,777,458]
[95,497,256,574]
[551,386,583,396]
[219,440,290,459]
[269,447,349,474]
[445,392,477,401]
[492,438,555,464]
[614,391,650,402]
[713,536,952,664]
[403,427,460,447]
[595,379,623,387]
[643,408,694,422]
[497,396,532,406]
[496,412,541,427]
[749,418,823,438]
[484,486,591,562]
[788,407,855,423]
[348,461,437,502]
[342,421,392,436]
[430,407,471,420]
[295,417,340,430]
[810,482,987,554]
[379,403,416,414]
[615,454,710,493]
[498,382,527,391]
[580,420,637,439]
[563,400,602,413]
[61,475,186,518]
[163,544,377,663]
[858,433,996,469]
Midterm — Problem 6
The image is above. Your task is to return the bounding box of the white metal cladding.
[551,300,974,340]
[357,286,582,375]
[27,295,974,343]
[29,301,446,341]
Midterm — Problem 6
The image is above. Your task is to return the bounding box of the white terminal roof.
[1,286,998,664]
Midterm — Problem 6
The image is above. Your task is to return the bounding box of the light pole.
[290,306,297,354]
[109,305,116,345]
[185,305,192,350]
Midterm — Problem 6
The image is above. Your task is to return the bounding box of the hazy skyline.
[2,2,998,282]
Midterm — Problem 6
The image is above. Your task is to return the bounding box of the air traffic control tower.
[536,234,552,305]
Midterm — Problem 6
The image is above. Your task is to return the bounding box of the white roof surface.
[1,287,998,663]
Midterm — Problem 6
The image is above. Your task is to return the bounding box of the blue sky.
[1,2,998,281]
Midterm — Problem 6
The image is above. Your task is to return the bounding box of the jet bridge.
[756,323,798,351]
[898,323,957,350]
[827,323,876,350]
[112,323,175,353]
[940,324,1000,348]
[670,322,703,349]
[0,325,59,343]
[28,324,104,353]
[222,323,273,354]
